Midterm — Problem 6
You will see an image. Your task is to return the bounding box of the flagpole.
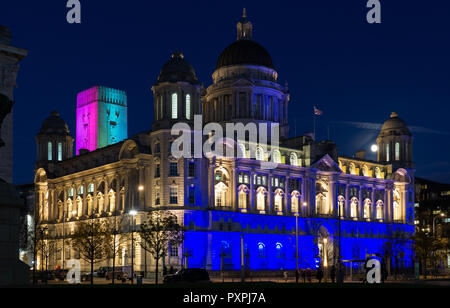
[313,107,316,140]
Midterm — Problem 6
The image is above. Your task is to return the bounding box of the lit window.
[186,94,191,120]
[256,189,265,211]
[215,183,227,207]
[376,201,383,220]
[48,142,52,161]
[273,150,281,164]
[276,243,283,258]
[350,198,358,218]
[291,192,299,213]
[169,187,178,204]
[170,244,178,257]
[363,199,371,219]
[274,191,283,212]
[171,93,178,119]
[239,190,247,209]
[58,143,63,161]
[393,202,401,221]
[386,144,390,162]
[395,142,400,161]
[256,147,264,161]
[258,243,266,258]
[290,153,298,166]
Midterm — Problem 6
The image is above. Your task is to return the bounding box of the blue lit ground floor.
[175,210,415,273]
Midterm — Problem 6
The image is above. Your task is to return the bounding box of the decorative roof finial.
[243,8,247,18]
[237,8,253,40]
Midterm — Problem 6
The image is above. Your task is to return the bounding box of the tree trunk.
[155,258,159,285]
[112,234,116,285]
[91,258,94,285]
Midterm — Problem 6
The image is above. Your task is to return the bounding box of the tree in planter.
[138,211,184,285]
[104,217,130,284]
[71,220,111,285]
[36,238,58,282]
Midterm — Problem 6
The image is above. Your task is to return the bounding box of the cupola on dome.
[156,51,199,85]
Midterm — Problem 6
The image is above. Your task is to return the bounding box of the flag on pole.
[314,106,323,116]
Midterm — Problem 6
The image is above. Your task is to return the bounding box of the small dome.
[379,112,411,137]
[0,25,12,45]
[216,39,274,70]
[156,51,199,85]
[39,111,71,136]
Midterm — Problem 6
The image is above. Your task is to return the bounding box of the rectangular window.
[170,244,179,257]
[155,188,160,206]
[155,164,160,178]
[186,94,191,120]
[48,142,53,161]
[189,186,195,204]
[395,142,400,161]
[169,187,178,204]
[169,162,178,177]
[57,143,63,161]
[239,174,243,184]
[172,93,178,119]
[188,162,196,178]
[386,144,390,162]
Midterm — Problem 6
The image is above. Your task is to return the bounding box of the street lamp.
[129,209,137,284]
[294,212,299,272]
[432,213,446,236]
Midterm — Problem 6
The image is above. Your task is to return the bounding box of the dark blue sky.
[2,0,450,184]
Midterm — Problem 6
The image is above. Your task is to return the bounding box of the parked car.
[54,269,69,281]
[105,271,127,281]
[163,268,211,284]
[97,267,113,278]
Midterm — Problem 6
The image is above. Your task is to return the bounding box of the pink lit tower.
[76,86,128,155]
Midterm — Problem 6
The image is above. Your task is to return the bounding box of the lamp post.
[240,233,245,283]
[129,209,138,284]
[295,213,299,272]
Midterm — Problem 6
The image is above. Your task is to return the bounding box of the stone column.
[249,170,255,213]
[285,175,290,214]
[267,173,272,214]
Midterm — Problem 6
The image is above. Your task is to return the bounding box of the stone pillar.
[249,170,254,213]
[267,173,272,214]
[285,175,290,214]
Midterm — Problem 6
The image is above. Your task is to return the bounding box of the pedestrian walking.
[316,267,324,283]
[295,269,300,284]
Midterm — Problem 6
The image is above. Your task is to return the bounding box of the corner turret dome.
[379,112,411,137]
[39,111,71,136]
[156,51,199,85]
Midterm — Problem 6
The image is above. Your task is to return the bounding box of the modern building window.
[48,142,53,161]
[57,142,63,161]
[171,93,178,119]
[169,162,178,177]
[169,187,178,204]
[395,142,400,161]
[186,94,191,120]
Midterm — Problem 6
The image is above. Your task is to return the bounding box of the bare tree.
[138,211,184,285]
[105,217,130,284]
[71,220,111,285]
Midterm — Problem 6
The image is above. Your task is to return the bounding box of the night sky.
[2,0,450,185]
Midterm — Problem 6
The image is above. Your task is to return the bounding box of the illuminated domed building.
[34,11,415,277]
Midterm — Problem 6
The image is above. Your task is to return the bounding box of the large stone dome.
[216,39,274,70]
[39,111,71,136]
[379,112,411,137]
[156,51,199,85]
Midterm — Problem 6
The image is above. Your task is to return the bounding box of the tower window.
[171,93,178,119]
[58,142,63,161]
[395,142,400,161]
[186,94,191,120]
[48,142,53,161]
[386,144,390,162]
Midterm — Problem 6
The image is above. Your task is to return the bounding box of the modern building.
[34,12,415,276]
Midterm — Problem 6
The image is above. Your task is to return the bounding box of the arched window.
[362,165,369,177]
[374,167,382,179]
[363,199,371,219]
[171,93,178,119]
[395,142,400,161]
[276,243,284,258]
[256,146,264,161]
[97,192,104,214]
[291,191,300,213]
[76,196,82,217]
[274,189,283,212]
[58,142,63,161]
[47,142,53,161]
[238,143,246,159]
[256,188,266,211]
[350,197,358,218]
[238,185,248,209]
[215,182,227,207]
[338,195,345,217]
[290,153,298,166]
[186,94,191,120]
[393,202,400,221]
[109,189,116,213]
[376,200,383,220]
[273,149,281,164]
[258,243,266,258]
[349,163,356,175]
[386,143,390,162]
